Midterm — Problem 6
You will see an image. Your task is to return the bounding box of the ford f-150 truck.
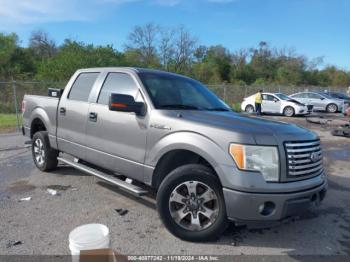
[22,67,327,241]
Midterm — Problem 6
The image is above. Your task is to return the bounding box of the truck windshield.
[138,72,230,111]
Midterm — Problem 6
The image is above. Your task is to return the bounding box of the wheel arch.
[245,104,255,111]
[30,117,47,138]
[283,105,295,116]
[29,107,54,139]
[148,132,230,189]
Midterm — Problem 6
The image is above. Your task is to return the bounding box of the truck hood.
[181,111,310,136]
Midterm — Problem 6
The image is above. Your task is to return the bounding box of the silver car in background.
[290,91,344,113]
[241,92,313,117]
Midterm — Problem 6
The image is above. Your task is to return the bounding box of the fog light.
[258,201,276,216]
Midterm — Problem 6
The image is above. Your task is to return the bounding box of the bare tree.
[29,30,56,59]
[172,26,197,73]
[159,27,175,71]
[125,23,160,66]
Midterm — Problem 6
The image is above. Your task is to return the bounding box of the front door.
[57,72,100,158]
[85,72,148,181]
[307,93,325,110]
[262,94,281,113]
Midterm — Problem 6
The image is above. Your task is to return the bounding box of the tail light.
[21,100,26,113]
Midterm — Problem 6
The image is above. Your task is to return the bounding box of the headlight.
[229,144,279,182]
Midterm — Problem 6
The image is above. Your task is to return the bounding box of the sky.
[0,0,349,69]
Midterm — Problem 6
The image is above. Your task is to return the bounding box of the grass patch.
[231,103,242,112]
[0,113,22,129]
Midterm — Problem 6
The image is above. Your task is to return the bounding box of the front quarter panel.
[145,131,233,185]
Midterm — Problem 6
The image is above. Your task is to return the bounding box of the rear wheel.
[157,164,228,242]
[32,131,59,171]
[326,103,338,113]
[245,105,255,113]
[283,106,295,117]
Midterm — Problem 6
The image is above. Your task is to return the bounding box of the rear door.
[57,72,100,158]
[84,72,148,181]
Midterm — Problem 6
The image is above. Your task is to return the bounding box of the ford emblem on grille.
[310,152,321,162]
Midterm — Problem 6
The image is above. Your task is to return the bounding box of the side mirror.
[320,97,325,100]
[109,93,146,116]
[273,98,278,102]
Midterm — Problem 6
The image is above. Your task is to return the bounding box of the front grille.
[307,105,314,111]
[285,140,323,178]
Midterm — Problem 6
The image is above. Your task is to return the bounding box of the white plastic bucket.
[69,224,110,261]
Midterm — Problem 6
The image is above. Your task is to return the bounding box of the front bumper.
[223,180,327,223]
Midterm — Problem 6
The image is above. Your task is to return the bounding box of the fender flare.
[146,131,233,184]
[29,107,54,136]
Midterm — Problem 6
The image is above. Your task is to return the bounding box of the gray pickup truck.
[22,67,327,241]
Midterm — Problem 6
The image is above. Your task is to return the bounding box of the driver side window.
[97,73,141,105]
[263,94,276,101]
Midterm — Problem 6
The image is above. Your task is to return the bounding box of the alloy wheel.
[169,181,219,232]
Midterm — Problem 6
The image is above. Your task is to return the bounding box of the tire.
[32,131,59,171]
[283,106,295,117]
[326,103,338,113]
[245,105,255,113]
[156,164,228,242]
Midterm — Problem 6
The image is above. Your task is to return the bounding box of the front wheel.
[156,164,228,242]
[32,131,59,171]
[283,106,295,117]
[326,103,338,113]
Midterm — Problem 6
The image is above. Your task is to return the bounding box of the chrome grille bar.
[286,146,321,153]
[285,140,324,178]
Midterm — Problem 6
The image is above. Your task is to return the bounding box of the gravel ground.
[0,114,350,258]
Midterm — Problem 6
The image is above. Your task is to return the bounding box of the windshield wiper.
[158,104,201,110]
[206,107,231,111]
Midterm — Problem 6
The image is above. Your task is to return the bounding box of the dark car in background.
[325,91,350,115]
[325,91,350,104]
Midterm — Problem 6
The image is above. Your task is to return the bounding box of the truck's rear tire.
[156,164,228,242]
[32,131,59,171]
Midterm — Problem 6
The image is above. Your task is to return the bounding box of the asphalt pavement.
[0,115,350,259]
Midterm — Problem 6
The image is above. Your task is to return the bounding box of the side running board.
[57,157,148,196]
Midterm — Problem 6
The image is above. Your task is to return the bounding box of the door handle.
[89,112,98,122]
[60,107,66,115]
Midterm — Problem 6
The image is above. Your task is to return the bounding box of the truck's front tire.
[156,164,228,242]
[32,131,59,171]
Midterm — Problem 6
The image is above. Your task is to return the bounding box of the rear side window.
[307,93,321,99]
[293,93,307,98]
[68,73,99,102]
[97,73,139,105]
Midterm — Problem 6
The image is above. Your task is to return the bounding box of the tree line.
[0,23,349,87]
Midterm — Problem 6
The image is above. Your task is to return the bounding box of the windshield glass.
[138,72,231,111]
[318,92,333,99]
[275,93,291,100]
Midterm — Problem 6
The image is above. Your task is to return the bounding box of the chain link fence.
[207,84,348,108]
[0,80,348,131]
[0,81,61,131]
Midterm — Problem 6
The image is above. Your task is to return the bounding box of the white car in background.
[241,92,313,117]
